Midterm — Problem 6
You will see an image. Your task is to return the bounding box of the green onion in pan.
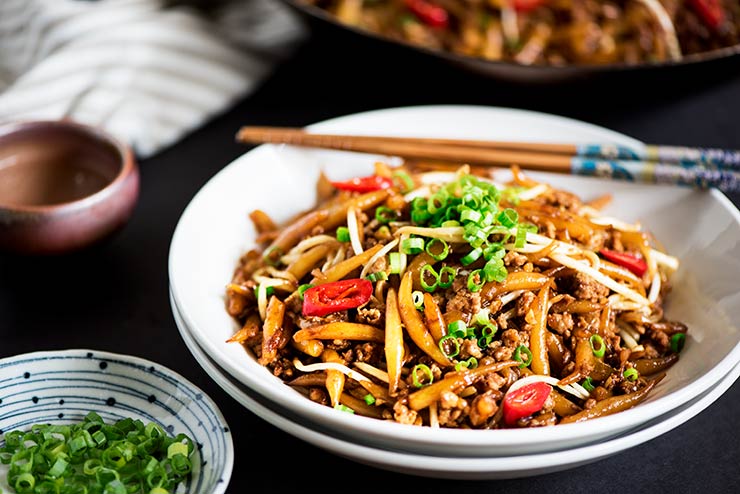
[437,266,457,289]
[461,247,483,266]
[425,238,449,261]
[477,323,497,348]
[514,345,533,368]
[412,364,434,388]
[420,264,440,292]
[335,226,350,242]
[364,394,376,406]
[447,320,467,338]
[392,171,414,193]
[671,333,686,353]
[496,208,519,228]
[581,376,595,392]
[401,237,425,255]
[389,252,403,274]
[0,412,194,494]
[438,335,461,358]
[411,290,425,310]
[623,368,639,381]
[375,206,397,224]
[334,404,355,414]
[455,357,478,372]
[467,269,485,292]
[297,283,314,300]
[366,271,388,283]
[589,334,606,358]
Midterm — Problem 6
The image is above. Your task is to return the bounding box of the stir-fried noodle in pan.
[301,0,739,66]
[225,162,687,428]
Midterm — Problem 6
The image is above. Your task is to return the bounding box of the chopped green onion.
[496,208,519,228]
[412,290,424,310]
[514,225,528,248]
[437,266,457,289]
[375,206,397,224]
[589,334,606,358]
[460,208,482,224]
[438,335,460,358]
[513,345,533,368]
[467,269,485,292]
[334,404,355,414]
[454,357,478,372]
[254,284,275,299]
[392,171,414,192]
[389,252,403,274]
[401,237,425,254]
[14,473,35,491]
[263,246,284,266]
[483,258,507,283]
[440,220,460,228]
[366,271,388,283]
[477,323,497,348]
[427,189,449,215]
[0,412,194,494]
[425,238,449,261]
[335,226,350,242]
[364,394,376,406]
[623,368,639,381]
[419,264,440,292]
[298,283,313,300]
[461,247,483,266]
[670,333,686,353]
[581,377,595,392]
[447,320,467,338]
[411,364,433,388]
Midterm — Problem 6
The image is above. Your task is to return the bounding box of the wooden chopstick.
[235,126,740,193]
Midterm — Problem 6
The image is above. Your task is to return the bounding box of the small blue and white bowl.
[0,349,233,494]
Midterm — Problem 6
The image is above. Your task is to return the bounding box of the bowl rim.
[0,119,138,214]
[0,348,235,493]
[168,104,740,452]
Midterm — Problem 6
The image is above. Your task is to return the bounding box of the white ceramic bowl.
[168,105,740,457]
[0,349,234,494]
[171,294,740,479]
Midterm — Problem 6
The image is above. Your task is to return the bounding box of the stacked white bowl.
[167,106,740,479]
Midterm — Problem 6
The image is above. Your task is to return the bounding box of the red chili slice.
[599,249,648,277]
[330,175,394,193]
[502,381,552,426]
[512,0,547,13]
[688,0,725,31]
[404,0,449,29]
[302,278,373,317]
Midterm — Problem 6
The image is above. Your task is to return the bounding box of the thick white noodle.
[517,183,548,201]
[353,362,390,383]
[347,206,363,255]
[293,359,370,383]
[360,238,399,280]
[506,374,590,401]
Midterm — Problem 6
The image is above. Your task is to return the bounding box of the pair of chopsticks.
[235,126,740,193]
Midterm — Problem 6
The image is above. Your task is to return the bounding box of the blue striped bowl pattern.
[0,349,233,494]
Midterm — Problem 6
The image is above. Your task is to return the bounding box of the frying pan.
[281,0,740,83]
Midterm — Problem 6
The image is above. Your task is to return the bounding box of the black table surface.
[2,26,739,494]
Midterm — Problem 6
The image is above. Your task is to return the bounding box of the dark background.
[2,17,740,494]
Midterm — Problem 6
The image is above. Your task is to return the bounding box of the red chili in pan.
[502,381,553,426]
[302,278,373,317]
[330,175,394,193]
[599,249,648,277]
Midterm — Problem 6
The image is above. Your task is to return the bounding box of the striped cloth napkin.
[0,0,306,158]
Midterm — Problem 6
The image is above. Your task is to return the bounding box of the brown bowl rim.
[0,119,137,215]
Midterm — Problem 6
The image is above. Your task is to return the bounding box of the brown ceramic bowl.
[0,120,139,255]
